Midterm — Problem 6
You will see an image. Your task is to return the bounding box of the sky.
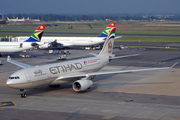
[1,0,180,15]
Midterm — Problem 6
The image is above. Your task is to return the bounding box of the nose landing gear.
[20,89,27,98]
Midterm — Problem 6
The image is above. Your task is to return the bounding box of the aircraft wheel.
[21,93,27,98]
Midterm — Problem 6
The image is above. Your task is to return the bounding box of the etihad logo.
[108,41,112,49]
[33,69,46,77]
[49,63,83,74]
[108,41,112,53]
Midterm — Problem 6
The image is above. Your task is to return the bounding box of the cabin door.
[25,73,31,82]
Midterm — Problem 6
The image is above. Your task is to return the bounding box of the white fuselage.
[6,55,109,89]
[15,36,105,48]
[7,19,25,22]
[0,42,33,52]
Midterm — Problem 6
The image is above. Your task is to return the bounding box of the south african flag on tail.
[97,22,116,37]
[98,27,116,56]
[24,25,46,42]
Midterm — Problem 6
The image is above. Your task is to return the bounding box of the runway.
[0,45,180,120]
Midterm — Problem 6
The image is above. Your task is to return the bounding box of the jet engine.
[31,43,39,47]
[73,79,93,92]
[39,43,50,49]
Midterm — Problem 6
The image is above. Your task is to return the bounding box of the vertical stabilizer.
[98,27,116,56]
[97,22,116,37]
[24,25,46,42]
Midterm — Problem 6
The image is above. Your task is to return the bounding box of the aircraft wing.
[55,63,177,81]
[89,53,98,57]
[7,56,33,69]
[115,36,122,39]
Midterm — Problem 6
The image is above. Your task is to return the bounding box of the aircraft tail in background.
[98,27,116,56]
[97,22,116,37]
[24,25,46,42]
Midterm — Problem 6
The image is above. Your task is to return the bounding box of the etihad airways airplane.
[15,22,121,49]
[0,25,46,57]
[6,27,174,98]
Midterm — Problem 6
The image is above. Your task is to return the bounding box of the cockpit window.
[9,76,20,79]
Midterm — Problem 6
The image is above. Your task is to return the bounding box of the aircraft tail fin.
[24,25,46,42]
[97,22,116,37]
[98,27,116,56]
[7,17,9,20]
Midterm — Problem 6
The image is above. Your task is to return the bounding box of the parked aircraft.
[7,17,40,22]
[0,25,46,57]
[6,27,173,98]
[24,17,40,22]
[7,17,24,22]
[15,22,121,49]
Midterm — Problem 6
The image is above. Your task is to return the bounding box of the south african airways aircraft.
[0,25,46,57]
[6,27,175,98]
[15,22,121,49]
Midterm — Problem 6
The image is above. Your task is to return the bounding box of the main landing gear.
[20,89,27,98]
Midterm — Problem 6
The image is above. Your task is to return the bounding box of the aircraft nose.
[6,79,13,86]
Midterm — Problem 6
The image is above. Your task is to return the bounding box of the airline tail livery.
[97,22,116,37]
[0,25,46,54]
[24,25,45,42]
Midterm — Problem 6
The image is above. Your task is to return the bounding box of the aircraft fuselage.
[0,42,33,52]
[6,55,109,89]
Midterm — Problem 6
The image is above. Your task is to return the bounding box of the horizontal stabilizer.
[110,54,140,60]
[115,36,122,39]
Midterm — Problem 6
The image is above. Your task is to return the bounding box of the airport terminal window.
[9,76,20,79]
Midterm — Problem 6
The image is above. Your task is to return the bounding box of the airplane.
[7,17,25,22]
[14,22,122,49]
[7,17,40,22]
[24,17,40,22]
[0,25,46,57]
[6,27,175,98]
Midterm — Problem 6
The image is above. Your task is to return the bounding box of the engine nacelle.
[39,43,50,49]
[73,79,93,92]
[31,42,38,47]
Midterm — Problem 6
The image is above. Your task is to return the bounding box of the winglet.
[170,62,178,68]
